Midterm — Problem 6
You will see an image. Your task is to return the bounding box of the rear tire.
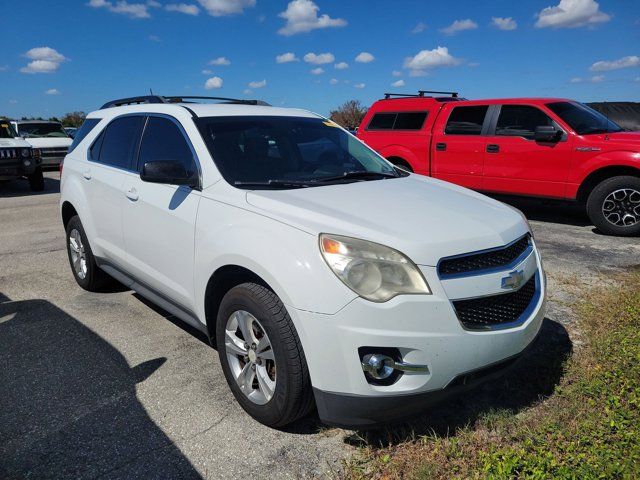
[65,215,111,291]
[388,158,413,173]
[216,282,314,427]
[28,167,44,192]
[586,176,640,236]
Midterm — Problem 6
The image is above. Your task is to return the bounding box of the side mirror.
[140,161,198,187]
[534,125,561,143]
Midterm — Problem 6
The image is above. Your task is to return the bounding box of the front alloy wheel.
[587,176,640,236]
[224,310,276,405]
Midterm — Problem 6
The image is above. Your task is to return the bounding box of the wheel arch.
[204,265,272,342]
[576,166,640,203]
[61,201,79,229]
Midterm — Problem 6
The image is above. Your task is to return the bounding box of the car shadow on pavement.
[344,317,572,447]
[0,175,60,197]
[0,294,203,480]
[489,195,592,228]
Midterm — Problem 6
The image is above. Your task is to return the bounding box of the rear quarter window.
[367,111,428,131]
[68,118,101,154]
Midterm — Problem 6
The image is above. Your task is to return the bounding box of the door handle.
[435,142,447,151]
[82,169,91,180]
[486,144,500,153]
[125,187,139,201]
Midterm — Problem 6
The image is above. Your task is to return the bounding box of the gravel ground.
[1,173,638,479]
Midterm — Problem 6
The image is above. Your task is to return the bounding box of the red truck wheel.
[587,176,640,236]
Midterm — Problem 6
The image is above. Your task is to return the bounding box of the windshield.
[17,122,69,138]
[546,101,623,135]
[0,121,17,139]
[197,116,400,189]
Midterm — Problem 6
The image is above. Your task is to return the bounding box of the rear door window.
[367,111,428,130]
[95,116,145,170]
[495,105,554,140]
[445,106,489,135]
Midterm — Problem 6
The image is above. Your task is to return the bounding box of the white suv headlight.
[319,234,431,302]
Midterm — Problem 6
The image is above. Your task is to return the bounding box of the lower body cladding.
[291,247,545,427]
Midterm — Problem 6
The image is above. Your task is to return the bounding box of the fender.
[568,150,640,199]
[378,145,425,173]
[193,197,357,325]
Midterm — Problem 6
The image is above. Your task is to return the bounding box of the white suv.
[60,95,546,428]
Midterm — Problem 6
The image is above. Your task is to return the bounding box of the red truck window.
[367,112,428,131]
[495,105,554,140]
[444,106,488,135]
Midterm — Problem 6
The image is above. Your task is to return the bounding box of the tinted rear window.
[367,111,427,130]
[445,106,489,135]
[93,116,144,170]
[367,113,396,130]
[68,118,101,154]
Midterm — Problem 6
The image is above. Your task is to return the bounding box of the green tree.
[329,100,368,130]
[61,111,86,128]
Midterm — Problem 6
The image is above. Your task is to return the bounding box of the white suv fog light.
[361,353,395,380]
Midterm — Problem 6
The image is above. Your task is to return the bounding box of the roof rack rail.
[100,95,271,109]
[383,90,459,99]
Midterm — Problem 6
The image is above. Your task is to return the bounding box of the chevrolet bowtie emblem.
[501,270,525,290]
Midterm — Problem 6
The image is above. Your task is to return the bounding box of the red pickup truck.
[356,91,640,236]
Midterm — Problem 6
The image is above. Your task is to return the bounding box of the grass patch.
[344,273,640,479]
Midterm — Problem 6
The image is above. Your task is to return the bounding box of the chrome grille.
[452,274,537,330]
[0,148,18,160]
[40,147,68,158]
[439,234,531,277]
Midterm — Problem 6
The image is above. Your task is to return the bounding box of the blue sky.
[1,0,639,118]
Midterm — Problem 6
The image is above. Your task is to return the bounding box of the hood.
[583,131,640,149]
[245,175,528,266]
[20,137,72,148]
[0,138,30,148]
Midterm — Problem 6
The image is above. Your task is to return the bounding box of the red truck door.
[431,104,489,189]
[482,104,573,198]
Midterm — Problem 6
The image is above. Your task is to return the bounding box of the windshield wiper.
[234,179,315,189]
[313,170,399,183]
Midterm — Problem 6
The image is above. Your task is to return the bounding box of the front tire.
[216,283,314,427]
[28,167,44,192]
[65,215,111,291]
[587,176,640,236]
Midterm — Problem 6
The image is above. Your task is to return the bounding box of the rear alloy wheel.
[587,176,640,236]
[65,215,111,291]
[216,283,314,427]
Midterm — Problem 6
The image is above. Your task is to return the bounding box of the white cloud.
[440,18,478,35]
[248,79,266,88]
[310,67,324,75]
[209,56,231,66]
[276,52,299,63]
[204,76,223,89]
[590,55,640,71]
[197,0,255,16]
[391,79,405,87]
[278,0,347,36]
[20,47,67,74]
[87,0,154,19]
[570,75,605,83]
[354,83,365,89]
[243,88,252,94]
[403,46,462,76]
[334,62,349,70]
[45,88,61,95]
[411,22,426,34]
[392,70,402,77]
[492,17,517,30]
[535,0,610,28]
[329,78,338,85]
[148,34,161,41]
[355,52,374,63]
[303,52,335,64]
[166,3,200,15]
[202,69,213,74]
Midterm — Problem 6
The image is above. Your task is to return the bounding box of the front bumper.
[0,157,39,177]
[289,247,545,427]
